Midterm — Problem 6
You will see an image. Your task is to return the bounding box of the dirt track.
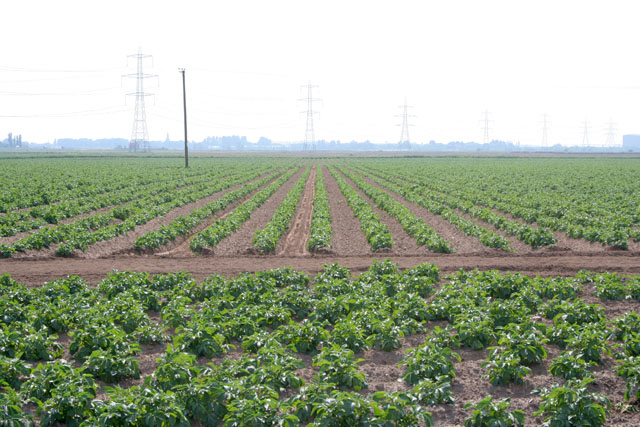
[277,165,316,256]
[2,251,639,287]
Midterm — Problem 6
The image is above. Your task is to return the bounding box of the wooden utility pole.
[179,68,189,168]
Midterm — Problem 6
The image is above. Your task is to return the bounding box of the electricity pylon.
[397,98,414,150]
[300,82,319,151]
[124,48,156,152]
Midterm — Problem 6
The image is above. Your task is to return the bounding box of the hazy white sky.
[1,0,638,146]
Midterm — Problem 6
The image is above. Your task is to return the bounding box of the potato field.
[0,153,639,425]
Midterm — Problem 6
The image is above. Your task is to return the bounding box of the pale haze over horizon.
[1,0,638,147]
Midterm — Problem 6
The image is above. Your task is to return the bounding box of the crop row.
[134,169,284,251]
[361,158,638,249]
[351,166,515,250]
[0,263,638,425]
[3,156,638,253]
[0,166,274,258]
[337,166,454,253]
[253,167,311,253]
[327,166,392,251]
[357,164,558,249]
[54,174,263,257]
[0,156,228,213]
[307,166,332,252]
[189,167,300,253]
[0,167,224,238]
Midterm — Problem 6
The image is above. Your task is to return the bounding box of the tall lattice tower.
[541,113,550,148]
[481,110,491,144]
[398,98,412,150]
[605,119,617,147]
[301,82,319,151]
[124,48,156,152]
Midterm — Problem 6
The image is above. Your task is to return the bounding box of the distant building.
[623,135,640,151]
[0,133,23,149]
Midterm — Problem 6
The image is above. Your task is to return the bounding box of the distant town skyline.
[1,1,638,146]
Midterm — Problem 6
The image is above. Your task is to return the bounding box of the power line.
[0,64,125,73]
[188,106,290,117]
[190,67,292,79]
[150,110,299,131]
[0,106,128,118]
[0,87,122,96]
[0,75,117,85]
[198,92,286,102]
[123,48,157,153]
[581,119,591,148]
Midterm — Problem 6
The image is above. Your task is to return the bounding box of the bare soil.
[3,252,640,288]
[155,173,281,257]
[0,176,213,246]
[0,205,124,246]
[482,207,640,253]
[452,206,533,253]
[493,208,612,253]
[323,165,371,256]
[213,167,306,256]
[335,168,433,256]
[352,169,493,255]
[11,172,279,260]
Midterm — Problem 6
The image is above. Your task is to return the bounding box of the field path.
[212,167,306,256]
[277,165,316,256]
[2,252,640,287]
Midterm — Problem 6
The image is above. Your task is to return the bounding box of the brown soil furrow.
[322,165,371,256]
[352,170,492,255]
[335,169,433,256]
[390,176,629,252]
[451,207,534,254]
[154,173,282,257]
[487,207,614,253]
[0,174,222,245]
[579,279,640,320]
[435,336,632,427]
[375,175,639,253]
[11,172,275,260]
[82,172,287,259]
[2,170,217,217]
[0,204,130,246]
[0,177,220,247]
[3,252,640,288]
[82,182,267,259]
[277,165,316,256]
[213,167,307,256]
